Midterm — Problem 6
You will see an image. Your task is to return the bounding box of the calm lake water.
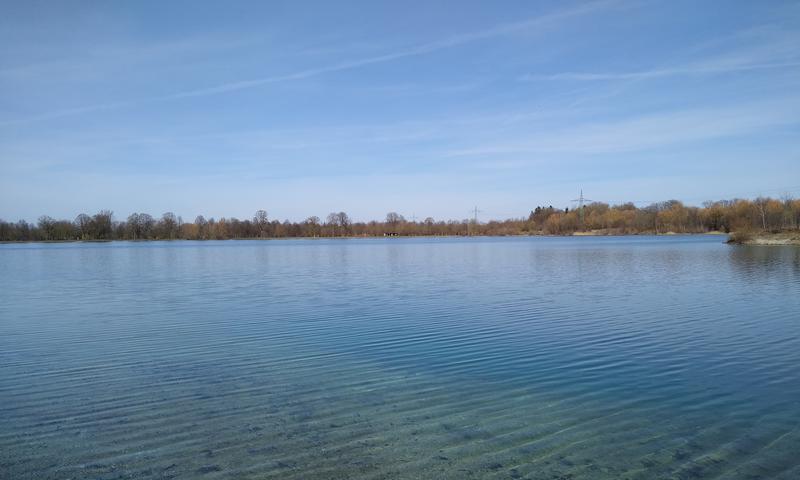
[1,236,799,479]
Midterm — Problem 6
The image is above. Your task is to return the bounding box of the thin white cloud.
[162,0,618,98]
[0,33,266,82]
[522,61,800,81]
[0,101,140,127]
[446,98,800,157]
[1,0,619,126]
[522,27,800,82]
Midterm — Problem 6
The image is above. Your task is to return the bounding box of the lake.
[1,236,799,479]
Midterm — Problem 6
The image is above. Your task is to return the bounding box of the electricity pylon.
[571,190,593,226]
[468,206,482,235]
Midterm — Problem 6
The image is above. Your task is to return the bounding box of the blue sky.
[1,0,799,222]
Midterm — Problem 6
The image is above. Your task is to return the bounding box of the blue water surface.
[1,236,799,479]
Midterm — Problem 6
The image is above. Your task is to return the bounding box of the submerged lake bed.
[1,236,799,479]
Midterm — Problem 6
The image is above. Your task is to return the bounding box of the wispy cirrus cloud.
[0,0,620,126]
[521,60,800,81]
[522,26,800,82]
[446,97,800,157]
[166,0,620,97]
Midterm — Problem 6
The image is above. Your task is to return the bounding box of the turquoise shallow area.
[1,236,799,479]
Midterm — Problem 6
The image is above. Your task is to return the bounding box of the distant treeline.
[2,197,799,242]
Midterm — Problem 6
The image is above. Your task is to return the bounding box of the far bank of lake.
[1,231,736,245]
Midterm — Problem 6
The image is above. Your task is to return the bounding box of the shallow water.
[1,236,799,479]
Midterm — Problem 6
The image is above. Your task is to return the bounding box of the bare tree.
[74,214,91,239]
[304,216,320,237]
[92,210,114,239]
[385,212,405,231]
[159,212,178,239]
[127,213,141,240]
[139,213,155,238]
[335,212,350,234]
[326,212,339,236]
[754,197,768,230]
[127,213,155,239]
[195,215,208,239]
[254,210,269,238]
[325,212,350,236]
[423,217,435,234]
[37,215,55,240]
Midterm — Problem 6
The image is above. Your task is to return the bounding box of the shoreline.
[727,231,800,246]
[1,232,732,245]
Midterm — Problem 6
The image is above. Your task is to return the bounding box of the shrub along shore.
[2,197,799,243]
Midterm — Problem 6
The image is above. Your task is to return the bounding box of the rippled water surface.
[1,236,799,479]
